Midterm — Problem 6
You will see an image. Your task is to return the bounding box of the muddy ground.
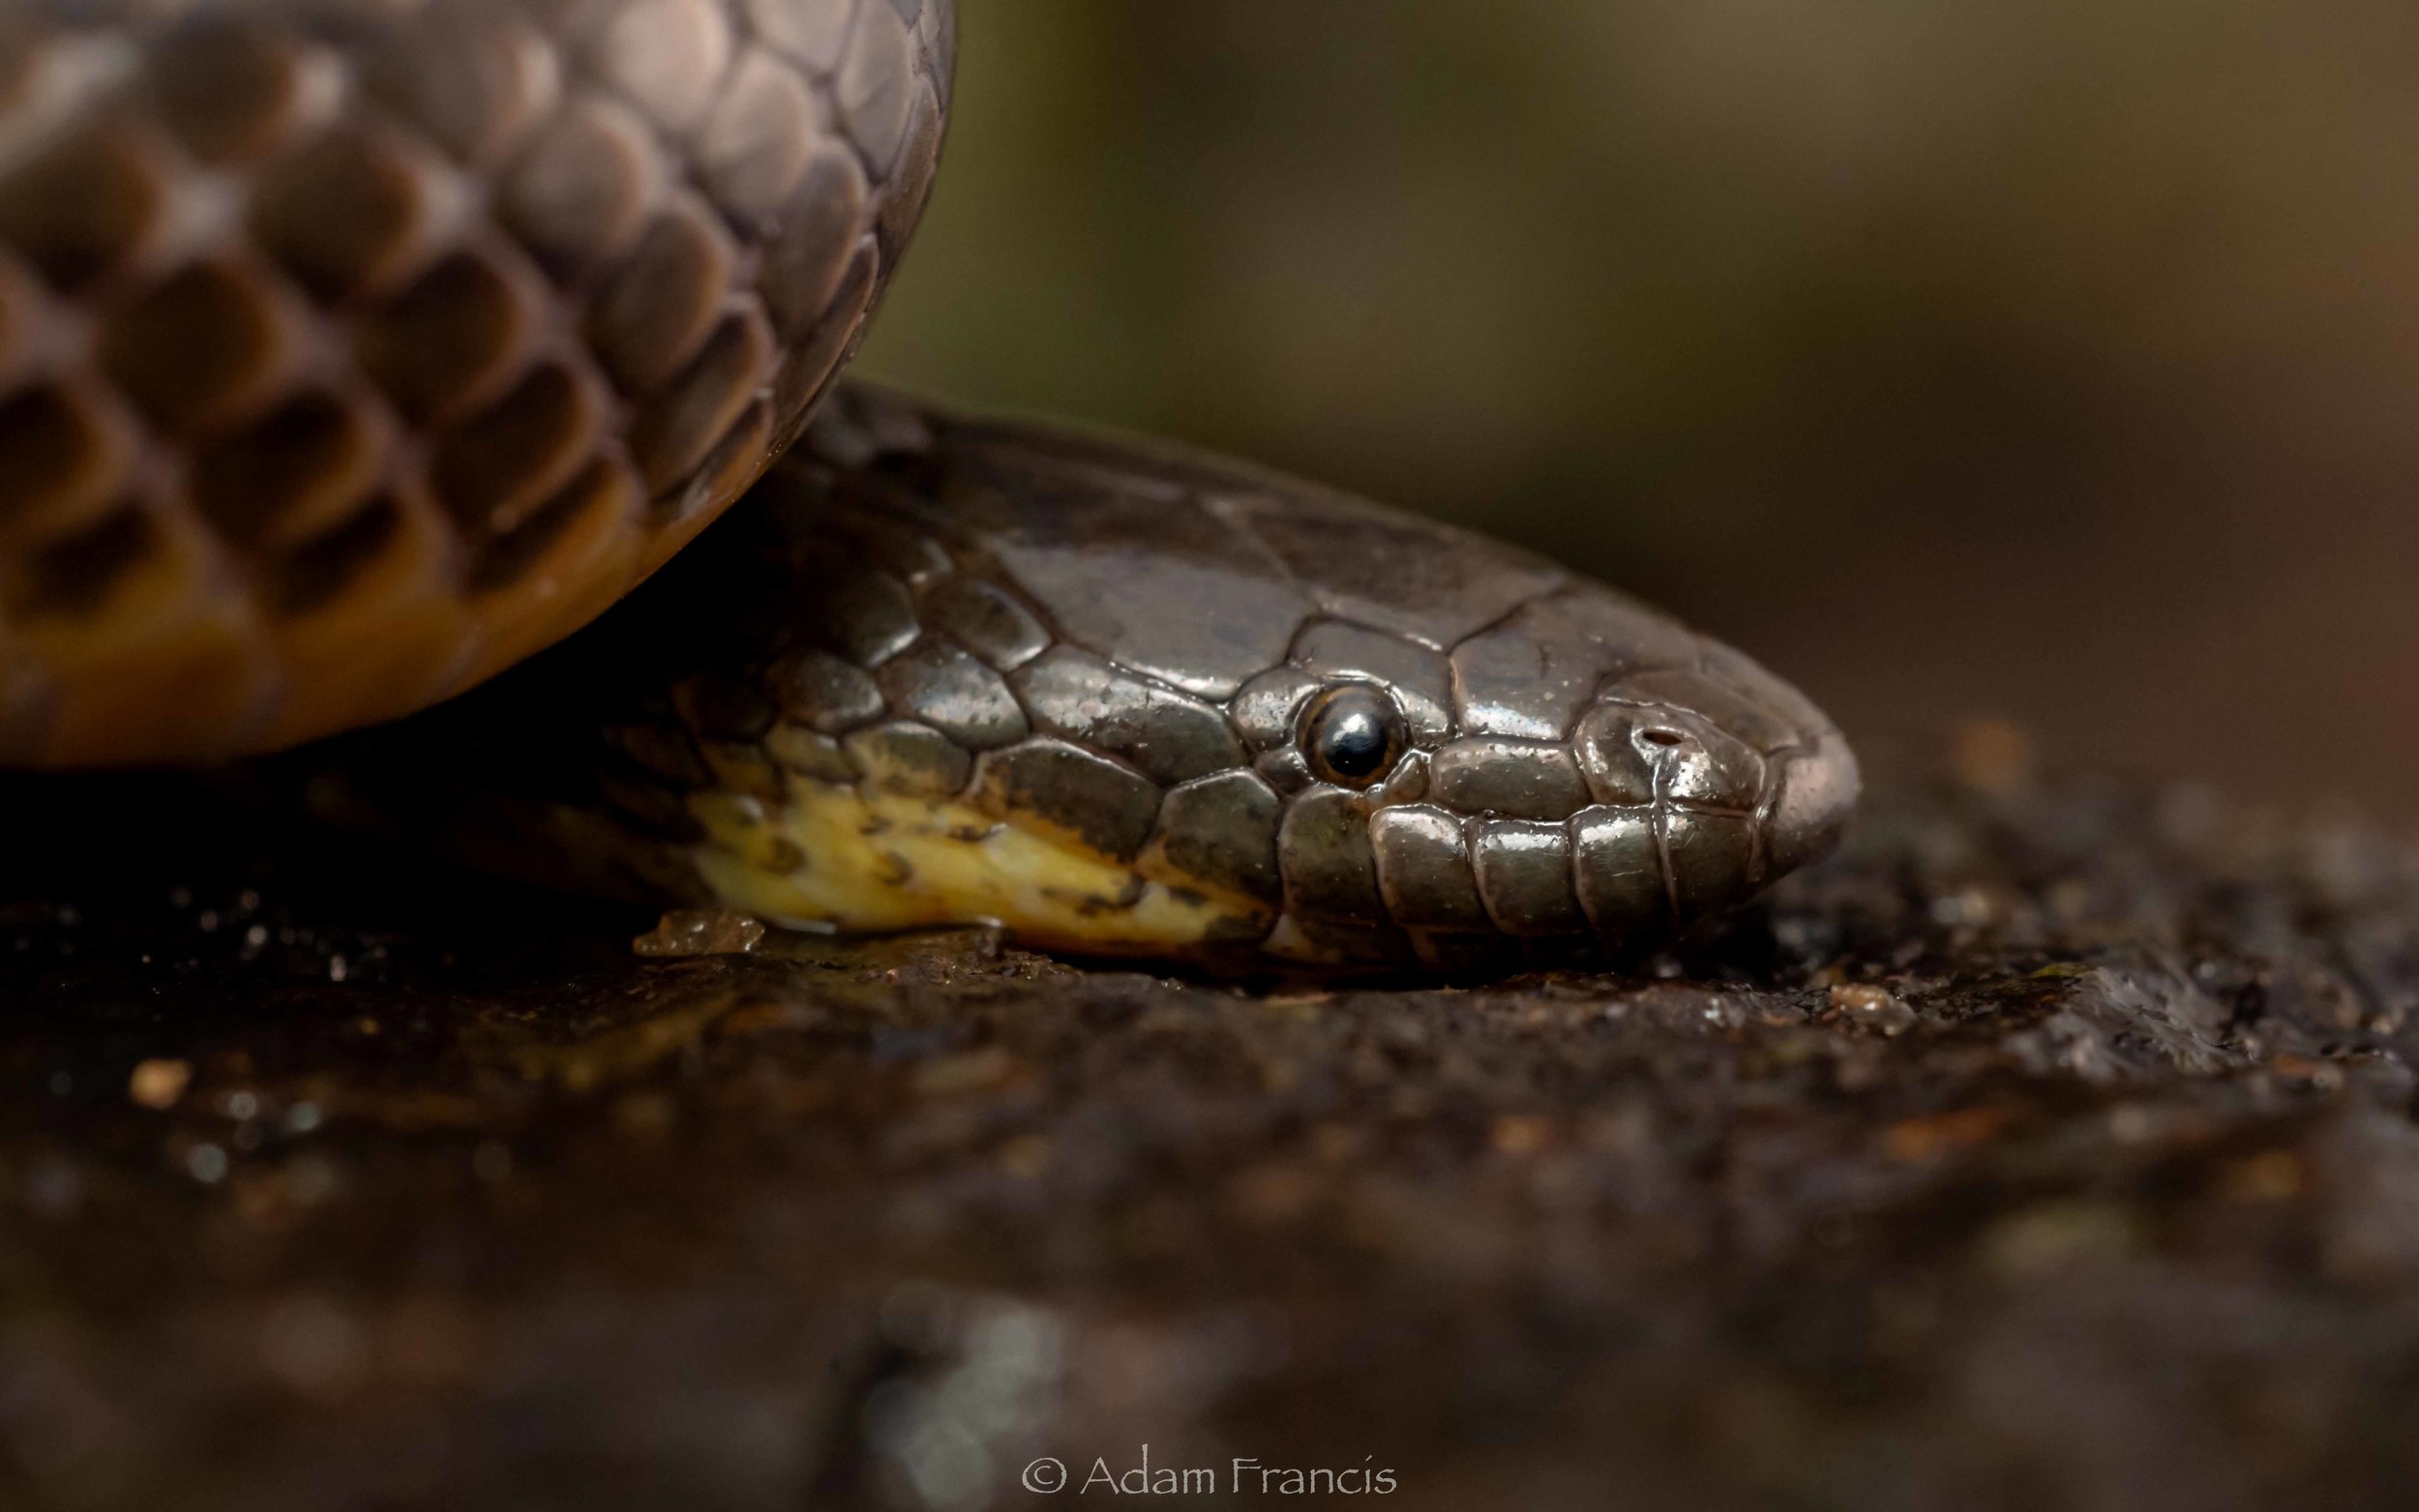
[3,743,2418,1511]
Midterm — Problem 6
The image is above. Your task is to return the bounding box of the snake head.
[635,391,1859,973]
[1270,642,1858,968]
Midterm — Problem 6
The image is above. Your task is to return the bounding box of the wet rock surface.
[4,758,2419,1510]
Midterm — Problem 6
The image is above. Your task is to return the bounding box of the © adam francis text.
[1020,1446,1398,1497]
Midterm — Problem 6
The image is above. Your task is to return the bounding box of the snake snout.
[1360,653,1856,961]
[1761,728,1861,878]
[1554,664,1860,934]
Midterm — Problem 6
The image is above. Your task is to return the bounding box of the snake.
[0,0,1858,970]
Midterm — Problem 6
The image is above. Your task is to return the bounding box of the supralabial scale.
[0,0,1858,971]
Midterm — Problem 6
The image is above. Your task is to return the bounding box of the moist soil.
[2,752,2416,1510]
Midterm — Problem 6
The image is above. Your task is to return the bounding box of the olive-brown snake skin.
[0,0,947,763]
[0,0,1859,969]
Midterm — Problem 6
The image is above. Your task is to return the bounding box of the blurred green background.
[856,0,2419,814]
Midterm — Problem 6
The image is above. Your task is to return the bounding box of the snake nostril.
[1638,728,1685,748]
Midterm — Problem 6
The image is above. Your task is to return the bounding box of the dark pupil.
[1321,704,1391,779]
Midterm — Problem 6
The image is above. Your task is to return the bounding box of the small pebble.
[633,909,767,958]
[1830,984,1918,1036]
[129,1058,192,1110]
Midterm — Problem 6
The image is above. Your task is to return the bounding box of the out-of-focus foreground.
[8,758,2419,1510]
[859,0,2419,815]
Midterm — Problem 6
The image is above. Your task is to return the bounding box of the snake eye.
[1299,684,1405,787]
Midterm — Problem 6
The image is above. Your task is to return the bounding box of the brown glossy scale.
[0,0,952,766]
[342,385,1860,970]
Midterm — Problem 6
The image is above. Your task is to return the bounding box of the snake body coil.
[0,0,1859,968]
[0,0,949,765]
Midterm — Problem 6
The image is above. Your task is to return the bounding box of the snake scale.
[0,0,1858,970]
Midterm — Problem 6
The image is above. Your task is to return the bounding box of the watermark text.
[1020,1445,1396,1497]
